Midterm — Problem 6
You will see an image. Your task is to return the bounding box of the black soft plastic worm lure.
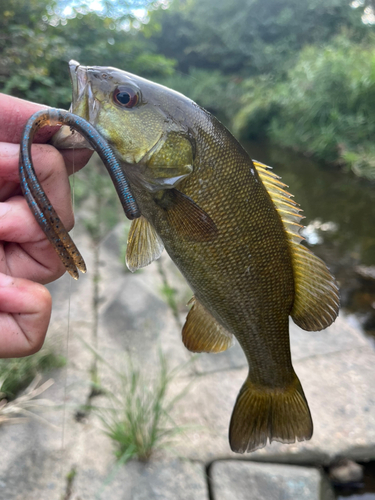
[19,108,140,279]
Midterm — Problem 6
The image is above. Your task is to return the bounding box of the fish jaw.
[52,60,100,150]
[53,61,170,167]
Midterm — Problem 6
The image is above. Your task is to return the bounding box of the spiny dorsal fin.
[182,296,234,353]
[253,160,305,242]
[253,160,339,331]
[126,215,164,272]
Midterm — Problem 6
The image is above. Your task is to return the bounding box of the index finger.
[0,93,57,144]
[0,93,93,173]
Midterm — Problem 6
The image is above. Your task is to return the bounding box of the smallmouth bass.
[52,61,339,453]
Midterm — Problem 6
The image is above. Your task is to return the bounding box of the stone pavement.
[0,220,374,499]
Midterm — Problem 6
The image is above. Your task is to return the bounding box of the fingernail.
[0,143,20,158]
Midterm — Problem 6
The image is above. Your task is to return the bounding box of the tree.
[149,0,368,76]
[0,0,175,107]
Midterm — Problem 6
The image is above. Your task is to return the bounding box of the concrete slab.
[170,347,375,464]
[210,461,334,500]
[131,459,209,500]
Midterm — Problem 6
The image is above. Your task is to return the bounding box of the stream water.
[244,141,375,499]
[244,140,375,343]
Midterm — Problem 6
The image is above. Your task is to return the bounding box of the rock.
[355,265,375,280]
[193,313,370,375]
[171,347,375,464]
[0,421,67,500]
[131,459,209,500]
[329,459,364,484]
[2,219,375,500]
[210,461,335,500]
[71,438,209,500]
[97,224,192,373]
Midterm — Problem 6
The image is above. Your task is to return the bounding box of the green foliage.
[0,0,175,108]
[0,348,66,400]
[159,68,243,124]
[3,0,375,178]
[93,350,190,462]
[149,0,367,76]
[232,75,281,139]
[0,0,71,106]
[265,35,375,178]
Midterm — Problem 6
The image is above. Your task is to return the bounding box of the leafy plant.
[235,33,375,179]
[0,348,65,400]
[92,350,190,462]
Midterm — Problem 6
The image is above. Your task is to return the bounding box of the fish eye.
[113,86,139,108]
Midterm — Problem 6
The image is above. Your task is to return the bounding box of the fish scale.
[134,116,296,384]
[49,61,339,453]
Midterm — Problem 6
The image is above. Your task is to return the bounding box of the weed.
[0,375,55,426]
[0,348,66,401]
[91,349,190,462]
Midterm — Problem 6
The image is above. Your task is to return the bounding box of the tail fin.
[229,374,313,453]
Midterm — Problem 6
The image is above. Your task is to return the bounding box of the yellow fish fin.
[253,160,304,238]
[229,372,313,453]
[253,160,339,331]
[289,244,339,330]
[182,296,233,353]
[126,215,164,272]
[156,189,218,242]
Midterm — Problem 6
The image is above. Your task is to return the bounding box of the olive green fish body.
[52,61,339,453]
[133,117,295,388]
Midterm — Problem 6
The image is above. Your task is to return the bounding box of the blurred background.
[1,1,375,499]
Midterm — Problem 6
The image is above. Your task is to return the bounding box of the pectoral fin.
[253,160,339,331]
[126,215,164,272]
[155,189,218,242]
[182,296,233,353]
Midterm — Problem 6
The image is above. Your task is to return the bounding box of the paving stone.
[210,461,334,500]
[131,459,209,500]
[170,347,375,464]
[0,422,67,500]
[68,415,209,500]
[2,219,375,500]
[95,223,192,379]
[185,314,370,375]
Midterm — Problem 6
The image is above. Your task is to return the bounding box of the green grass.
[92,349,190,462]
[0,348,66,401]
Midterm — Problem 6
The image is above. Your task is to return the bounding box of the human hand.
[0,94,92,358]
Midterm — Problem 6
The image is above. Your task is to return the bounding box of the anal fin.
[182,296,233,353]
[126,215,164,272]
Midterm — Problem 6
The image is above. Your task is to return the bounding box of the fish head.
[53,60,194,167]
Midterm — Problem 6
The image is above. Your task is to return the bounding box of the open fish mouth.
[51,60,99,150]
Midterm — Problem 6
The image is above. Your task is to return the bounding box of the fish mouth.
[52,60,99,150]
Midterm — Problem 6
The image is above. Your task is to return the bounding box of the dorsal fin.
[126,215,164,272]
[253,160,339,331]
[182,296,234,353]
